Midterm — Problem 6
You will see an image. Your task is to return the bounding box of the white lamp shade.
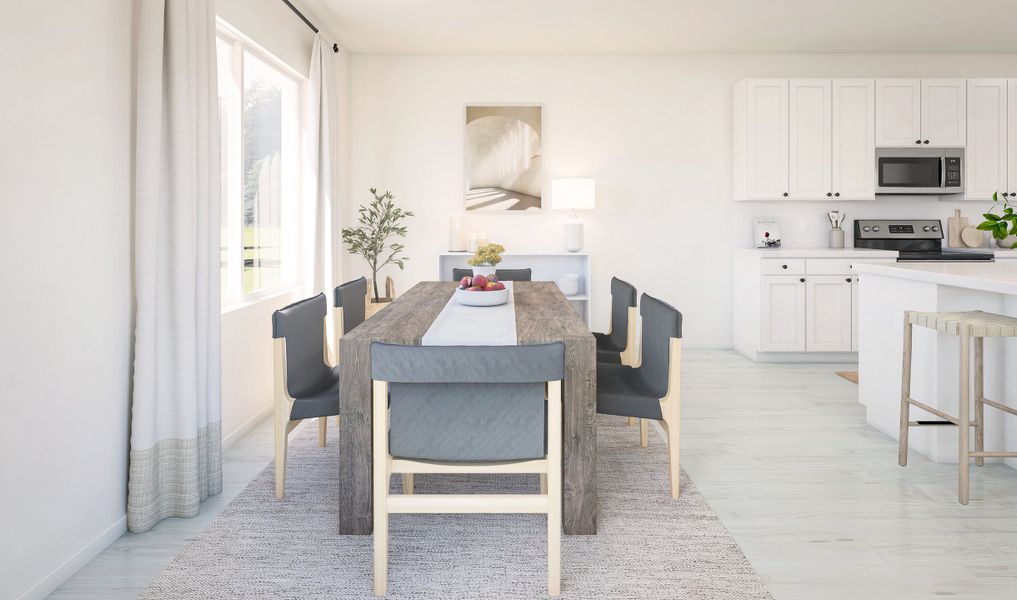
[550,179,596,210]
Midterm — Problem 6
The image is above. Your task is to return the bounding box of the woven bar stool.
[899,310,1017,504]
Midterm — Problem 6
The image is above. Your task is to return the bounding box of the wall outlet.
[798,218,808,232]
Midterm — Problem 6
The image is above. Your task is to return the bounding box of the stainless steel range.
[853,219,995,262]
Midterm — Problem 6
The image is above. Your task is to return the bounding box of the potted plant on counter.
[341,188,414,315]
[978,192,1017,248]
[467,243,505,277]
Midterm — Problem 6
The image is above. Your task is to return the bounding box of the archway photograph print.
[464,105,542,213]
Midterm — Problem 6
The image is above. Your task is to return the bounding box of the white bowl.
[455,287,509,307]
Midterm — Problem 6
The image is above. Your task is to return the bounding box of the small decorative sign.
[753,217,782,248]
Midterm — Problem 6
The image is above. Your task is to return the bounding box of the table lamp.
[550,178,595,252]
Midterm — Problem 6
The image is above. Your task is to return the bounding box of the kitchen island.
[853,261,1017,469]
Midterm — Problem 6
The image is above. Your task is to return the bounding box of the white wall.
[0,2,133,598]
[348,53,1017,346]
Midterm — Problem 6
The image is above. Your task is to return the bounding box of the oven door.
[875,149,964,195]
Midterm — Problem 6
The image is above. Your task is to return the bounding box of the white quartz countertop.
[852,261,1017,295]
[733,247,898,258]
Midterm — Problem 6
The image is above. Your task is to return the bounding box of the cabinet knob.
[781,264,788,269]
[826,192,833,197]
[915,140,922,144]
[783,192,789,197]
[846,277,852,283]
[799,277,805,283]
[835,192,840,197]
[1010,192,1016,197]
[923,139,930,144]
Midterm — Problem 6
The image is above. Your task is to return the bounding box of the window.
[217,23,301,304]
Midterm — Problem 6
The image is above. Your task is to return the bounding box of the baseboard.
[682,341,732,349]
[17,515,127,600]
[223,402,273,449]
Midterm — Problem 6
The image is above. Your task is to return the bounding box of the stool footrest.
[908,398,958,425]
[970,451,1017,458]
[981,398,1017,417]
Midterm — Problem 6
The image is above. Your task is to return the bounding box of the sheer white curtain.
[129,0,222,533]
[303,35,337,298]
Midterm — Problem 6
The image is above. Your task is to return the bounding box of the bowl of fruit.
[455,274,509,307]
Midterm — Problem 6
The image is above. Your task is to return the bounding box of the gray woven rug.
[140,417,772,599]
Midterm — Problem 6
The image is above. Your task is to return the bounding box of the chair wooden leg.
[627,417,636,426]
[402,473,414,495]
[639,418,648,448]
[959,328,971,505]
[974,337,985,468]
[665,420,680,499]
[373,381,389,596]
[318,416,327,447]
[899,317,913,467]
[547,382,562,597]
[274,412,289,500]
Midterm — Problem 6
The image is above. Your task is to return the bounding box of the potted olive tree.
[341,188,414,315]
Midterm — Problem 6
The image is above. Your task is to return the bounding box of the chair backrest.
[450,267,533,282]
[606,277,637,350]
[272,294,331,398]
[334,276,367,334]
[371,342,565,461]
[635,293,683,398]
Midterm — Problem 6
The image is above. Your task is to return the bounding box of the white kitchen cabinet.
[966,79,1008,202]
[1008,79,1017,199]
[806,275,854,352]
[832,79,875,200]
[875,79,921,146]
[921,79,966,147]
[788,79,831,200]
[875,79,966,147]
[760,275,806,352]
[851,274,859,351]
[733,79,789,200]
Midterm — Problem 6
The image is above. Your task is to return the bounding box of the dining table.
[337,281,598,535]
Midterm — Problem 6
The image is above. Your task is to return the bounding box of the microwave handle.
[941,156,946,188]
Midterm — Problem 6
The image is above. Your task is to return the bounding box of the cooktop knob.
[932,225,940,231]
[923,225,931,232]
[863,226,871,232]
[872,226,881,232]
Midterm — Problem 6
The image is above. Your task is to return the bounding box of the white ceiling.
[306,0,1017,54]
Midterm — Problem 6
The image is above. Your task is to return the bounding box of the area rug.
[836,370,859,384]
[140,418,772,599]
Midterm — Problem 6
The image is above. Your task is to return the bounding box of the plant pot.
[996,234,1017,249]
[365,298,393,319]
[471,265,496,277]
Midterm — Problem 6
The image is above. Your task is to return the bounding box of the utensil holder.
[829,228,845,249]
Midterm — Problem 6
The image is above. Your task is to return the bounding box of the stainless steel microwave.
[875,148,964,195]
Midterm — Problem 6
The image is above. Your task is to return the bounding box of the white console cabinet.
[733,249,896,361]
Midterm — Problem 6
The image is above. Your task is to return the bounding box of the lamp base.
[563,220,584,252]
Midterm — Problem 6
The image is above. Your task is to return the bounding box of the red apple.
[459,276,472,289]
[484,281,499,290]
[472,274,488,288]
[491,282,506,291]
[487,274,499,283]
[467,285,482,292]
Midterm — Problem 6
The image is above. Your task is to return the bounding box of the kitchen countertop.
[733,247,898,258]
[852,261,1017,296]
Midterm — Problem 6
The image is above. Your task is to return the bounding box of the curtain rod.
[281,0,340,53]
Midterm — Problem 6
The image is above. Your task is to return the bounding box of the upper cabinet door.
[832,79,875,200]
[921,79,966,146]
[966,79,1007,201]
[788,80,832,200]
[745,80,789,199]
[1008,79,1017,199]
[876,79,921,147]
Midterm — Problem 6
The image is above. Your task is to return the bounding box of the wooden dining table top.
[336,281,599,535]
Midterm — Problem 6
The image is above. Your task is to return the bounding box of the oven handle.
[941,156,946,188]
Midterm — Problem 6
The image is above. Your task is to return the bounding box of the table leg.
[563,334,597,534]
[338,338,374,534]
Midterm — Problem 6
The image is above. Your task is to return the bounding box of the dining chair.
[333,276,367,354]
[451,267,533,282]
[596,293,683,498]
[593,277,638,365]
[370,341,565,597]
[271,293,341,499]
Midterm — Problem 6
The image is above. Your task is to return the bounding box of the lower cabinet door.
[851,274,859,351]
[760,276,806,352]
[806,275,853,352]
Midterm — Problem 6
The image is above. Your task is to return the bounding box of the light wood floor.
[51,350,1017,599]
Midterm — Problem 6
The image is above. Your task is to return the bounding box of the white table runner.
[421,282,518,346]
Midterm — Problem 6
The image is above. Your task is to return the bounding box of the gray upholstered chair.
[370,342,565,597]
[333,276,367,359]
[593,277,638,365]
[271,293,341,499]
[451,267,533,282]
[596,293,683,498]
